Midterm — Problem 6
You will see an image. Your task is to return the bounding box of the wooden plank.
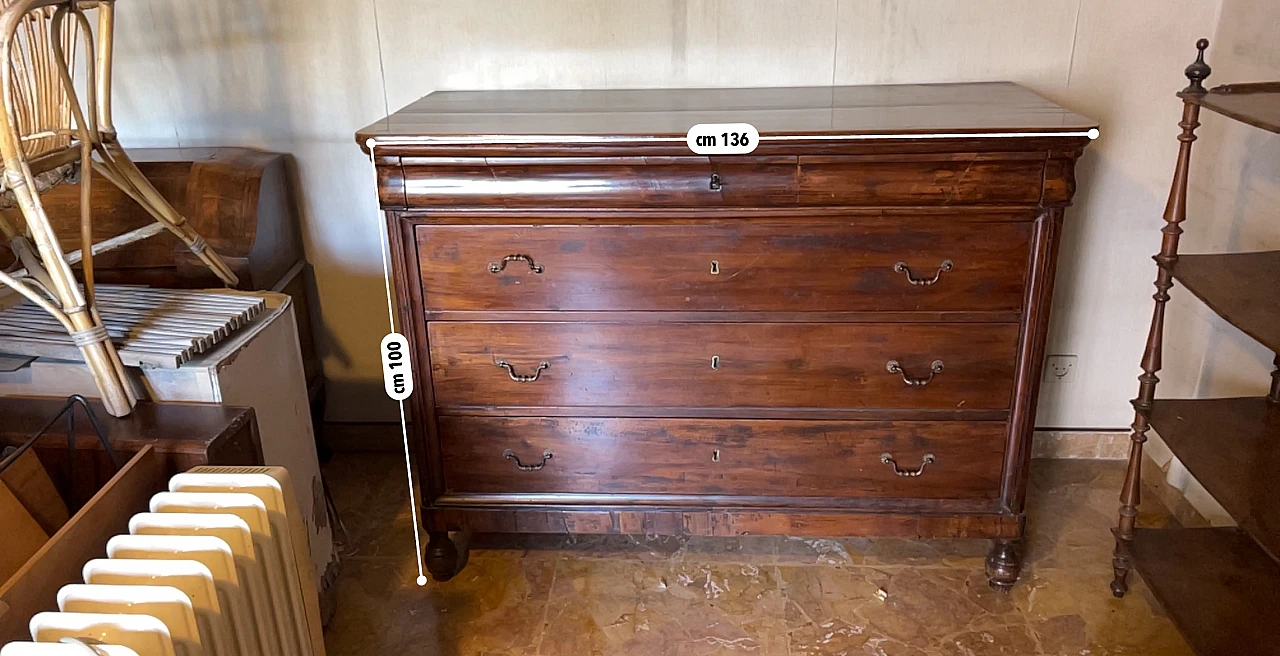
[1186,82,1280,135]
[1131,527,1280,656]
[1148,397,1280,559]
[0,449,70,535]
[0,480,48,583]
[1166,251,1280,354]
[0,446,164,643]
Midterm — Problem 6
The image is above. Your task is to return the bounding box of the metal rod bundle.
[0,0,240,416]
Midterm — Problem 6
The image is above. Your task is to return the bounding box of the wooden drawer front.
[438,417,1007,499]
[797,155,1048,205]
[428,322,1018,409]
[399,152,1050,208]
[416,220,1032,313]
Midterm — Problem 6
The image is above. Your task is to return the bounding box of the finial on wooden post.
[1183,39,1212,93]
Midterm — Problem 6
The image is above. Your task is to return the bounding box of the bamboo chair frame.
[0,0,239,417]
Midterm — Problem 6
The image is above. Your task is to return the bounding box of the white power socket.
[1043,355,1078,383]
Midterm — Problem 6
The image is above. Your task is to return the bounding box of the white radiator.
[0,467,325,656]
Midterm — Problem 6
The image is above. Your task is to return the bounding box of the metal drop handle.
[886,359,944,386]
[504,448,553,471]
[489,254,544,274]
[893,260,953,286]
[881,453,936,477]
[497,360,549,382]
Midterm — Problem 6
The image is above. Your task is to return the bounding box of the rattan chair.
[0,0,238,417]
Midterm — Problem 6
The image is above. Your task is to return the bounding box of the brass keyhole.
[711,355,720,369]
[710,260,720,275]
[712,449,721,463]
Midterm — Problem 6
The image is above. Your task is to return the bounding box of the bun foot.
[986,539,1023,592]
[425,530,469,582]
[1110,577,1129,598]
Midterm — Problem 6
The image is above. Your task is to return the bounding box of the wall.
[105,0,1274,428]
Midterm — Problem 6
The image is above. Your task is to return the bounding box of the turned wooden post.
[1268,355,1280,404]
[1111,39,1211,598]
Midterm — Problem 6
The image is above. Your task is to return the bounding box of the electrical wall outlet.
[1043,355,1078,383]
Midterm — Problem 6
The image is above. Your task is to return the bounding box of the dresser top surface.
[358,82,1097,144]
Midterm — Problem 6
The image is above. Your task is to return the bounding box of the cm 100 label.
[686,123,759,155]
[380,333,414,401]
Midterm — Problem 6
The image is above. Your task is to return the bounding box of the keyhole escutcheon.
[710,260,720,275]
[712,449,721,463]
[711,355,720,369]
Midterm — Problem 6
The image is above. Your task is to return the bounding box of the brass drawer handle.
[881,453,935,477]
[504,448,553,471]
[886,359,943,386]
[497,360,549,382]
[489,254,544,274]
[893,260,953,286]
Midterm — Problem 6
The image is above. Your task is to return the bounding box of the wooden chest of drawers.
[357,83,1096,589]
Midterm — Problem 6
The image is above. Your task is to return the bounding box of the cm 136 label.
[381,333,414,401]
[686,123,759,155]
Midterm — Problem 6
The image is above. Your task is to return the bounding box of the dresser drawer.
[438,417,1007,499]
[415,220,1032,313]
[428,322,1018,409]
[397,151,1054,208]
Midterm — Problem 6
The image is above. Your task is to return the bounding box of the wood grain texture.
[358,83,1097,143]
[0,449,69,535]
[422,505,1021,540]
[1147,397,1280,560]
[0,397,263,482]
[399,153,1054,208]
[40,147,292,286]
[367,84,1095,585]
[439,417,1006,499]
[1002,210,1064,514]
[795,155,1046,206]
[1184,82,1280,135]
[428,322,1020,410]
[0,447,164,643]
[1130,527,1280,656]
[1165,251,1280,354]
[415,218,1033,313]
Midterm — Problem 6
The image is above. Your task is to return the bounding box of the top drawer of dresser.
[415,218,1033,313]
[393,151,1073,208]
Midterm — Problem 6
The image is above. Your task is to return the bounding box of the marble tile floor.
[320,454,1193,656]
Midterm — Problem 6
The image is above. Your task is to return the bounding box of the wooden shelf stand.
[1111,39,1280,656]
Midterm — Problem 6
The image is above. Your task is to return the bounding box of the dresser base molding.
[423,506,1022,538]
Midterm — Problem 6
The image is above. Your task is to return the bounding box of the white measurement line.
[367,138,428,587]
[363,128,1099,146]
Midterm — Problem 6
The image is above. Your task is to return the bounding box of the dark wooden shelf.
[1165,251,1280,354]
[1182,82,1280,134]
[1148,397,1280,559]
[1130,527,1280,656]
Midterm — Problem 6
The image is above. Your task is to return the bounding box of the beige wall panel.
[101,0,1280,428]
[1036,0,1225,427]
[831,0,1080,87]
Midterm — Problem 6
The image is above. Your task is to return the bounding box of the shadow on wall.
[1037,127,1171,423]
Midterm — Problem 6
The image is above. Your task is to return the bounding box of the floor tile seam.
[530,556,561,656]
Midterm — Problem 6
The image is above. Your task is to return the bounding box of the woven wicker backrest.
[6,4,79,161]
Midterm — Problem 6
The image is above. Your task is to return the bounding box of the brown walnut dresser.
[357,83,1097,589]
